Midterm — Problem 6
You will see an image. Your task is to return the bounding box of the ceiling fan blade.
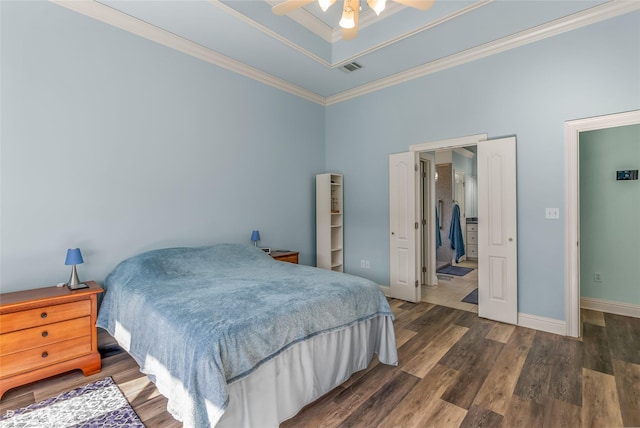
[392,0,435,11]
[272,0,315,16]
[342,0,359,40]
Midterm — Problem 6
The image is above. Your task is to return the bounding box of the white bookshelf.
[316,173,343,272]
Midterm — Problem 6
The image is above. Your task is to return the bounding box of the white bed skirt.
[217,315,398,428]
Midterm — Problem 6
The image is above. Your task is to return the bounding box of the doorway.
[564,109,640,337]
[423,149,477,312]
[389,133,519,325]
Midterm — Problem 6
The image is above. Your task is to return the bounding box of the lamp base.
[67,265,88,290]
[67,282,89,290]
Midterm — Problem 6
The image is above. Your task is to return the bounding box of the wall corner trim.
[518,312,567,336]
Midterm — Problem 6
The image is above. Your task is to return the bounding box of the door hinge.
[415,280,419,288]
[415,222,419,229]
[421,219,427,226]
[422,171,427,178]
[422,266,426,273]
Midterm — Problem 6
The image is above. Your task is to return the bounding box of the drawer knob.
[42,331,49,337]
[42,352,49,358]
[40,312,48,319]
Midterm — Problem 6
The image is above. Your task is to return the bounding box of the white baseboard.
[581,297,640,319]
[518,312,567,336]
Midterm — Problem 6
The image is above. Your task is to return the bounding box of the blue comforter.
[97,244,395,427]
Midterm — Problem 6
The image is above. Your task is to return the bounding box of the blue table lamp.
[65,248,86,289]
[250,230,260,247]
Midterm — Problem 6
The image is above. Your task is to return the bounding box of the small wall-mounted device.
[616,170,638,180]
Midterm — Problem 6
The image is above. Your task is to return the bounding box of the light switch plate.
[546,208,560,219]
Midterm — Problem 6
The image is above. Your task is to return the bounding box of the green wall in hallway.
[580,124,640,305]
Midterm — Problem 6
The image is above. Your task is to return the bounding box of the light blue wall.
[580,124,640,305]
[2,2,639,322]
[0,1,325,292]
[326,12,640,320]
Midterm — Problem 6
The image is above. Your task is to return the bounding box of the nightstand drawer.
[270,251,299,264]
[0,281,103,398]
[0,300,91,334]
[0,317,91,356]
[0,335,92,378]
[275,254,298,264]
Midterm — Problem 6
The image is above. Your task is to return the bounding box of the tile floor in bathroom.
[422,259,478,313]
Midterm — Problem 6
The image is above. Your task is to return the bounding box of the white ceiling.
[56,0,639,104]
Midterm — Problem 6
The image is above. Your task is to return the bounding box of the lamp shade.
[65,248,84,265]
[250,230,261,242]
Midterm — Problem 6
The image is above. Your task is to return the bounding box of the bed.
[96,243,398,427]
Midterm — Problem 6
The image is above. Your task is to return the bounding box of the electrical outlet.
[594,272,602,282]
[365,260,370,269]
[545,208,560,219]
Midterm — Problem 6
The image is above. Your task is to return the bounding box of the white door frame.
[420,153,437,285]
[564,109,640,337]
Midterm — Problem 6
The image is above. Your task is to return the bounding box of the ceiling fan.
[272,0,435,40]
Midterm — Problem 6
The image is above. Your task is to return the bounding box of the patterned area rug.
[0,377,144,428]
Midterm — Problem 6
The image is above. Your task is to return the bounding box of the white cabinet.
[316,173,343,271]
[466,222,478,260]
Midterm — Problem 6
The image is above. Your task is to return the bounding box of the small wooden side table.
[0,281,103,398]
[270,251,299,264]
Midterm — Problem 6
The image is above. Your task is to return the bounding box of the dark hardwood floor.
[1,300,638,427]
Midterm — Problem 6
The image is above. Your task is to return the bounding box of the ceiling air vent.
[339,62,363,73]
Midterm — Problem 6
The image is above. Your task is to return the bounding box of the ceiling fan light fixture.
[273,0,434,40]
[339,7,355,29]
[367,0,386,16]
[318,0,336,12]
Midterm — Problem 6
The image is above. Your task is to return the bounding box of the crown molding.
[51,0,326,105]
[265,0,334,42]
[49,0,639,107]
[236,0,491,68]
[332,0,490,68]
[326,0,640,105]
[264,0,407,44]
[211,0,331,67]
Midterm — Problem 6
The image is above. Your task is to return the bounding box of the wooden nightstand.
[270,251,299,264]
[0,281,103,398]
